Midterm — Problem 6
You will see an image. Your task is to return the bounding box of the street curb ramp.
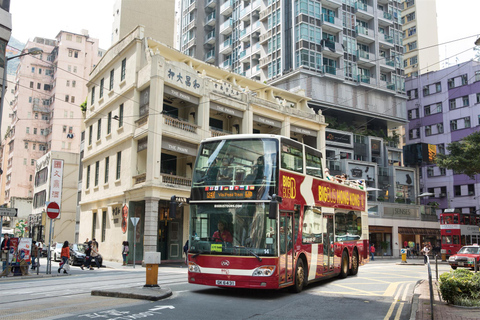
[91,286,173,301]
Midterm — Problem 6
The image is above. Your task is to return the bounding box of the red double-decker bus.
[440,209,480,256]
[185,135,368,292]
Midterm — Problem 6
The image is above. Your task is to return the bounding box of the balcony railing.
[161,173,192,187]
[210,128,231,137]
[322,65,336,75]
[164,115,199,133]
[133,173,146,184]
[357,50,369,59]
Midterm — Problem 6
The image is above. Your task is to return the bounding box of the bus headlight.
[252,266,275,277]
[188,261,201,273]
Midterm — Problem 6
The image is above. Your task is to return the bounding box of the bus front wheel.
[290,259,306,293]
[339,251,349,279]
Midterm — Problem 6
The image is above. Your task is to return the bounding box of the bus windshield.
[192,138,278,200]
[189,203,277,257]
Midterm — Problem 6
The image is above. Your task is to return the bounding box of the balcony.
[164,115,199,135]
[239,27,250,42]
[356,3,374,19]
[357,50,376,67]
[221,59,232,70]
[378,11,393,26]
[259,30,271,44]
[219,38,233,54]
[239,4,251,22]
[205,0,215,9]
[378,33,394,47]
[321,0,342,8]
[205,11,216,26]
[220,0,233,16]
[355,25,375,43]
[204,30,216,45]
[220,18,233,34]
[205,49,215,63]
[259,55,272,68]
[259,7,271,21]
[211,128,230,137]
[379,80,395,91]
[321,41,343,58]
[161,173,192,188]
[358,74,377,87]
[321,14,343,32]
[133,173,146,185]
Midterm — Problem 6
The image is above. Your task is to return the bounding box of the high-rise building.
[401,0,440,78]
[405,60,480,216]
[0,31,102,242]
[111,0,176,46]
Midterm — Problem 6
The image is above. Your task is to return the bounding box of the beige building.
[401,0,440,77]
[80,26,325,264]
[111,0,176,46]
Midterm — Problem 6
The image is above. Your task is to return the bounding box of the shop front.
[369,226,392,257]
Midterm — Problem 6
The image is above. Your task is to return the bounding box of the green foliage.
[436,131,480,178]
[80,99,87,112]
[439,269,480,305]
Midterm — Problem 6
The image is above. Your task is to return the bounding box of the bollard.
[144,252,161,287]
[441,249,446,262]
[400,248,407,263]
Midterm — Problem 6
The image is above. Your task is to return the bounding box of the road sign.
[46,202,60,219]
[0,208,17,217]
[130,217,140,227]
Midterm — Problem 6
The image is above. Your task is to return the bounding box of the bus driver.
[212,221,233,243]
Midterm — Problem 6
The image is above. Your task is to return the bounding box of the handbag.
[64,262,70,271]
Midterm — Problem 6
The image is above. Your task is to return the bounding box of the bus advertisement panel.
[185,135,368,292]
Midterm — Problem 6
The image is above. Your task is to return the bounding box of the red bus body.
[440,209,480,256]
[187,135,368,291]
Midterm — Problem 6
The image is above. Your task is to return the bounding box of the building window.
[437,123,444,133]
[86,165,91,189]
[95,161,99,187]
[105,157,109,183]
[107,112,112,134]
[408,108,419,120]
[435,82,441,93]
[97,119,102,140]
[427,167,433,177]
[99,78,104,98]
[476,71,480,82]
[101,210,107,242]
[24,142,28,149]
[71,96,75,103]
[121,58,126,81]
[462,96,469,107]
[91,87,95,105]
[423,85,429,96]
[66,80,70,87]
[65,95,69,102]
[72,80,76,88]
[110,69,114,90]
[119,104,124,127]
[33,128,37,135]
[116,151,122,180]
[89,125,93,145]
[437,143,445,154]
[30,81,33,88]
[449,99,456,110]
[450,120,457,131]
[92,211,96,239]
[465,117,471,128]
[425,125,431,136]
[407,89,418,100]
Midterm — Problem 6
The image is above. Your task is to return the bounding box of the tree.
[80,99,87,112]
[435,131,480,178]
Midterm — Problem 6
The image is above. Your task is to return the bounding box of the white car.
[50,243,63,262]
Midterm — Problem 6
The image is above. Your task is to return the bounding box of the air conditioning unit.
[439,193,446,198]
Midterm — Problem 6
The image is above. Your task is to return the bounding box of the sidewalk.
[412,279,480,320]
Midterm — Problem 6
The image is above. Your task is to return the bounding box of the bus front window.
[189,203,277,257]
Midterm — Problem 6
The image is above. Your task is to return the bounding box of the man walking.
[370,243,375,261]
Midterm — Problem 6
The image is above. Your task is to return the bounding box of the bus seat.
[244,174,256,184]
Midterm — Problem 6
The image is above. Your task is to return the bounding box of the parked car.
[448,244,480,270]
[69,243,86,266]
[50,243,63,262]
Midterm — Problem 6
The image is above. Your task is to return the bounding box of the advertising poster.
[9,237,19,264]
[17,238,32,264]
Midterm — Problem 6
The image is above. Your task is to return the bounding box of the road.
[0,258,451,320]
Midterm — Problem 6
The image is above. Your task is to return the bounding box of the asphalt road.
[0,258,452,320]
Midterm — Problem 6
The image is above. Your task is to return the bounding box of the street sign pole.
[46,202,60,274]
[130,217,140,269]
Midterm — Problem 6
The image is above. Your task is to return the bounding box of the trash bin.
[144,252,161,287]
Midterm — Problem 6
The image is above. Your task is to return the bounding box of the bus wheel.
[451,266,457,270]
[290,259,306,293]
[339,251,349,279]
[349,251,359,276]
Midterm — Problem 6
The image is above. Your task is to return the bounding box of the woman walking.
[58,241,70,274]
[122,241,129,266]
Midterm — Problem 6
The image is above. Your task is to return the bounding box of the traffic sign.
[130,217,140,227]
[0,207,17,217]
[46,202,60,219]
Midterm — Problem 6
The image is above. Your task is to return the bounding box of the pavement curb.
[91,286,173,301]
[409,280,422,320]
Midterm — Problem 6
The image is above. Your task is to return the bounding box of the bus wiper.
[192,251,204,258]
[248,249,262,262]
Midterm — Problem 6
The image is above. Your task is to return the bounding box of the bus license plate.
[216,280,235,286]
[458,262,464,266]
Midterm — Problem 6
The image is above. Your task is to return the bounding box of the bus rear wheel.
[339,251,349,279]
[349,251,359,276]
[290,259,306,293]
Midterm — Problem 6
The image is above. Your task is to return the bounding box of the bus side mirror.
[170,195,177,219]
[269,194,282,219]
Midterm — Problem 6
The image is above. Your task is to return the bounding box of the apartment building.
[405,60,480,216]
[80,26,324,263]
[401,0,440,78]
[0,31,102,242]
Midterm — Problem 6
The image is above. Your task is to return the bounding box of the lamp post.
[0,47,43,237]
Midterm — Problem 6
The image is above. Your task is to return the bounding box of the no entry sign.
[46,202,60,219]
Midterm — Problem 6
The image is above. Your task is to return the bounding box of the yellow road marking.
[384,283,404,320]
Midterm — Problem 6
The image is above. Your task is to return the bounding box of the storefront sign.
[291,125,316,137]
[210,102,243,118]
[252,115,282,128]
[166,67,201,91]
[164,85,200,104]
[325,131,351,144]
[384,207,419,219]
[162,137,197,156]
[49,159,64,214]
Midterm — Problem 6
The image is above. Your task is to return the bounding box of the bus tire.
[349,250,359,276]
[339,250,349,279]
[290,258,306,293]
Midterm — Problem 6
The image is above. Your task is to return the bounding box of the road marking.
[329,283,384,296]
[384,283,404,320]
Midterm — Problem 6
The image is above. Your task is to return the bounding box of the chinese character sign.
[50,159,64,212]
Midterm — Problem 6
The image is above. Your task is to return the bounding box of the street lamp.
[0,47,43,238]
[1,47,44,138]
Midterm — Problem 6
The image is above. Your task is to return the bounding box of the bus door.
[323,213,334,272]
[279,211,294,285]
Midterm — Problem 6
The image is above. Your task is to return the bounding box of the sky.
[8,0,480,67]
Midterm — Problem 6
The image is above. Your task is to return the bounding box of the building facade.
[405,60,480,216]
[81,26,325,263]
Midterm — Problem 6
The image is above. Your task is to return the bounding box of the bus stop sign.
[46,202,60,219]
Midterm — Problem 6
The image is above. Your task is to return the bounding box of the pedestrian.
[122,241,129,266]
[183,240,189,264]
[58,241,70,274]
[1,234,11,272]
[421,244,430,264]
[370,243,375,261]
[91,241,100,269]
[81,241,92,270]
[31,241,38,270]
